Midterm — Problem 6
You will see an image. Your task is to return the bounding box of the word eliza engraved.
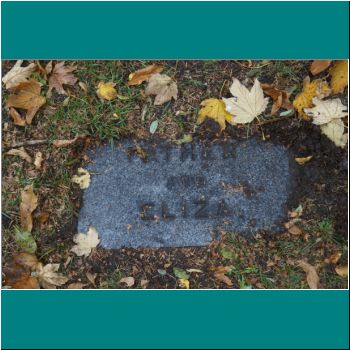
[78,139,293,249]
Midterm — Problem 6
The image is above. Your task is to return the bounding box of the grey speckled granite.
[78,138,294,249]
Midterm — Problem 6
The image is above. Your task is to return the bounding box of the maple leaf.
[128,64,163,86]
[298,260,319,289]
[8,107,26,126]
[145,73,178,105]
[292,77,331,120]
[96,82,117,100]
[6,79,46,124]
[329,60,348,94]
[48,61,78,95]
[36,263,69,289]
[304,98,347,125]
[320,119,348,148]
[223,78,269,124]
[71,226,100,257]
[72,168,91,189]
[309,60,332,75]
[197,98,234,131]
[2,60,36,89]
[261,83,293,115]
[19,185,38,232]
[7,147,32,163]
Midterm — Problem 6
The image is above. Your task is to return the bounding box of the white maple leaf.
[304,98,348,125]
[36,263,69,289]
[223,78,269,124]
[2,60,36,89]
[71,226,100,257]
[320,119,348,148]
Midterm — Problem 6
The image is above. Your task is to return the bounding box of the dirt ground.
[1,60,348,289]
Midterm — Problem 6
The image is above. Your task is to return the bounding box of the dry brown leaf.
[261,83,293,115]
[34,151,43,170]
[86,272,97,287]
[211,266,233,286]
[335,264,348,277]
[68,282,86,289]
[309,60,332,75]
[288,225,303,236]
[48,61,78,95]
[8,107,26,126]
[330,60,348,94]
[78,81,88,93]
[298,260,319,289]
[324,252,342,265]
[295,156,313,165]
[6,79,46,124]
[128,64,163,86]
[7,147,32,163]
[2,60,36,89]
[145,73,178,105]
[19,185,38,232]
[119,276,135,287]
[140,279,149,288]
[53,135,80,148]
[14,252,39,269]
[12,276,40,289]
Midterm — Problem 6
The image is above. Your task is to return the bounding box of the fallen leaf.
[53,135,80,148]
[261,83,293,114]
[145,73,178,105]
[14,252,39,269]
[62,96,70,106]
[298,260,319,289]
[86,272,97,287]
[197,98,234,131]
[211,266,233,286]
[19,185,38,232]
[320,119,348,148]
[34,152,43,170]
[14,228,37,253]
[325,252,342,265]
[293,77,331,119]
[7,147,32,163]
[37,211,50,227]
[72,168,91,189]
[175,134,193,145]
[173,267,190,280]
[68,282,86,289]
[96,82,117,101]
[335,264,348,277]
[329,60,348,94]
[288,204,303,218]
[295,156,313,165]
[223,78,269,124]
[48,61,78,95]
[36,263,69,289]
[71,226,100,257]
[310,60,332,75]
[119,277,135,287]
[11,276,39,289]
[288,225,303,236]
[304,98,348,125]
[2,60,36,89]
[179,278,190,289]
[128,64,163,86]
[140,279,149,288]
[6,79,46,124]
[8,107,26,126]
[78,81,88,93]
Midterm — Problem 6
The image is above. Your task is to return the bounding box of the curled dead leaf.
[324,252,342,265]
[19,185,38,232]
[309,60,332,75]
[53,135,80,148]
[335,264,348,278]
[298,260,319,289]
[295,156,313,165]
[7,147,32,163]
[128,64,163,86]
[261,83,293,115]
[211,266,233,286]
[2,60,36,89]
[8,107,26,126]
[288,225,303,236]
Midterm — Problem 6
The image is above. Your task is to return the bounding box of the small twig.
[7,139,49,149]
[219,79,227,98]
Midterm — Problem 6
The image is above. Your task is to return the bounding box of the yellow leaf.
[330,60,348,94]
[179,278,190,289]
[72,168,91,189]
[198,98,234,131]
[295,156,313,165]
[96,82,117,101]
[6,79,46,124]
[293,78,331,120]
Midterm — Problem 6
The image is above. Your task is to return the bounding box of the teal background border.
[1,1,349,59]
[1,1,349,349]
[2,290,349,349]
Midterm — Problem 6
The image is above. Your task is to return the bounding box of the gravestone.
[77,138,294,249]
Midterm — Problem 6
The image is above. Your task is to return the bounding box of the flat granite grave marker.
[78,138,295,249]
